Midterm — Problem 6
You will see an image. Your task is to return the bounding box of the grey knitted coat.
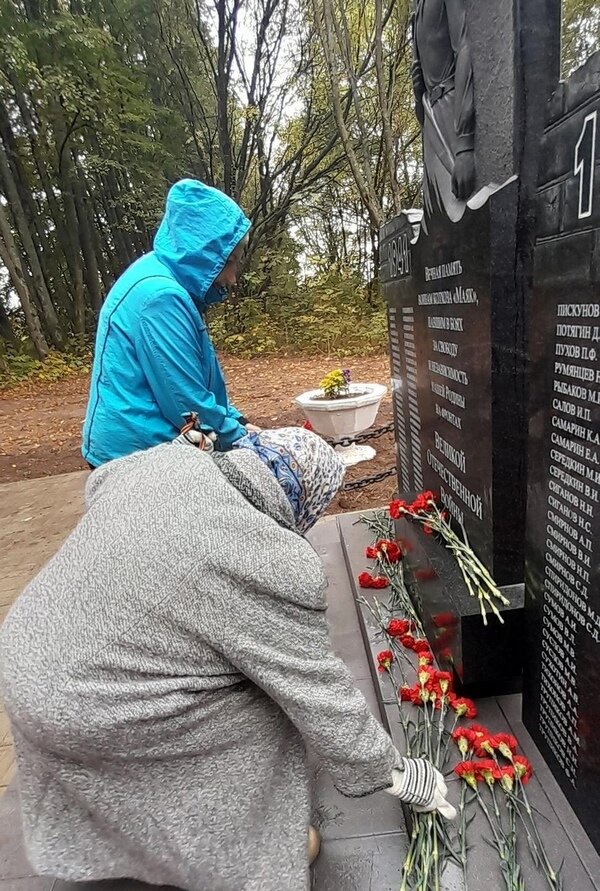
[0,443,401,891]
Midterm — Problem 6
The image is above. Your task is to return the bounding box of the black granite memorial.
[523,48,600,854]
[379,0,561,692]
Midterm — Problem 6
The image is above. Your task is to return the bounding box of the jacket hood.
[153,179,251,308]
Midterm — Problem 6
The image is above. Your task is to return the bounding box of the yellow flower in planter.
[319,369,350,399]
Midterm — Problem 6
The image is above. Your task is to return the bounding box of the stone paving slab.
[0,473,86,793]
[0,479,408,890]
[0,472,86,796]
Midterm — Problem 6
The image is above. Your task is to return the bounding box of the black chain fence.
[343,466,397,491]
[323,422,396,492]
[324,421,395,449]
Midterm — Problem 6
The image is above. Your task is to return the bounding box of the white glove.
[385,757,457,819]
[174,428,216,452]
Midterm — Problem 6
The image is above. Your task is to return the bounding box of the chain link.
[342,466,396,491]
[329,422,396,491]
[325,421,395,449]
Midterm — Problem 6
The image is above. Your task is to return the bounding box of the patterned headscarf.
[233,427,345,533]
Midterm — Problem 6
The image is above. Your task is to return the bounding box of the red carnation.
[387,618,410,637]
[411,490,436,514]
[513,755,533,784]
[377,650,394,672]
[400,633,415,650]
[495,733,518,759]
[302,420,314,431]
[500,766,515,791]
[389,500,409,519]
[358,572,389,590]
[452,727,472,756]
[451,697,478,719]
[379,540,402,563]
[468,723,490,738]
[412,638,431,653]
[418,650,434,666]
[418,665,437,688]
[367,539,402,563]
[475,759,502,785]
[433,670,453,694]
[399,684,423,706]
[474,735,497,757]
[454,761,479,789]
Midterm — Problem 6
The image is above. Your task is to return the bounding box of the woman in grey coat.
[0,427,453,891]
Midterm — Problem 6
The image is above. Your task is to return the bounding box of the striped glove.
[385,757,456,819]
[174,428,216,452]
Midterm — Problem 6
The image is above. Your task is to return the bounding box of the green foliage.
[0,0,409,360]
[562,0,599,77]
[0,343,92,389]
[209,265,388,357]
[319,369,349,399]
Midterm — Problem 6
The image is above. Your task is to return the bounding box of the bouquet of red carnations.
[389,491,510,624]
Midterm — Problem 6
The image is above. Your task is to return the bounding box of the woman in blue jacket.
[82,179,257,468]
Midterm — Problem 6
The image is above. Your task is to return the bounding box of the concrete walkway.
[0,472,87,794]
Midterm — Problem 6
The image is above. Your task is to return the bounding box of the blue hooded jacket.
[82,179,251,467]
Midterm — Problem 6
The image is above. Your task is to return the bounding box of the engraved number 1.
[574,110,597,220]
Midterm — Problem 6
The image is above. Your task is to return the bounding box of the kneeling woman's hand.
[385,757,457,819]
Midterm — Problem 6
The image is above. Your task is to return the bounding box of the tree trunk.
[216,0,234,193]
[51,104,87,335]
[84,185,113,291]
[13,84,91,321]
[0,205,49,359]
[374,0,401,214]
[314,0,384,230]
[0,299,17,346]
[100,173,134,269]
[72,158,102,314]
[0,137,63,347]
[106,170,136,262]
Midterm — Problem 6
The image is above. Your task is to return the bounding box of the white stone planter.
[295,383,387,440]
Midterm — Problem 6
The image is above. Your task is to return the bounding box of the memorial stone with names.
[379,0,561,690]
[381,0,560,587]
[523,48,600,855]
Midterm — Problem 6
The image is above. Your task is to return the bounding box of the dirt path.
[0,354,397,513]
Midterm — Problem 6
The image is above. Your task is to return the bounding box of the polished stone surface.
[395,509,524,695]
[523,49,600,856]
[340,512,600,890]
[341,500,524,697]
[381,187,527,589]
[379,1,560,591]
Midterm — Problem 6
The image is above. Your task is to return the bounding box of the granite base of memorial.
[337,511,599,891]
[339,498,524,697]
[394,514,525,697]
